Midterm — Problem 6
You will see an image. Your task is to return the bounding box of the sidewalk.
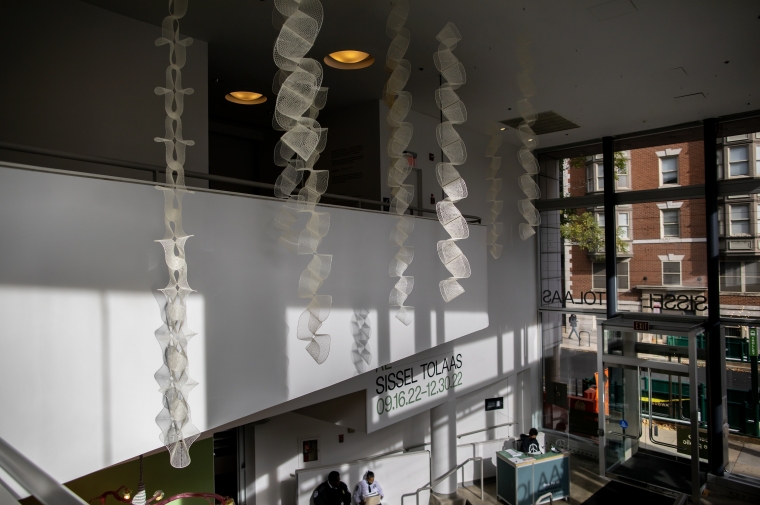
[561,326,597,351]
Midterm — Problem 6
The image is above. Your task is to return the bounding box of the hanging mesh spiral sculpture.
[433,22,470,303]
[515,37,541,240]
[271,0,332,364]
[152,0,200,469]
[350,309,372,373]
[384,0,415,325]
[485,126,503,259]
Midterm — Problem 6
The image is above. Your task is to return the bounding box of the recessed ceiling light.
[500,127,506,131]
[324,50,375,70]
[225,91,267,105]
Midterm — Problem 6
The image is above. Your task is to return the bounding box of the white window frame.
[720,261,760,293]
[720,261,743,292]
[727,144,750,178]
[662,261,682,286]
[592,262,629,291]
[616,154,631,189]
[618,261,630,291]
[660,155,679,186]
[661,209,680,238]
[592,263,605,290]
[729,203,751,236]
[617,211,631,239]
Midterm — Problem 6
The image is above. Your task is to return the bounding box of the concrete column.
[430,399,458,497]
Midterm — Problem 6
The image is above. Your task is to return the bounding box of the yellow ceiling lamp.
[225,91,267,105]
[324,50,375,70]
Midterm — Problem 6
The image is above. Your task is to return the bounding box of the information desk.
[496,450,569,505]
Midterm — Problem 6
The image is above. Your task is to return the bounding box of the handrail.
[0,435,88,504]
[536,491,554,504]
[0,141,482,224]
[414,457,483,505]
[457,422,516,439]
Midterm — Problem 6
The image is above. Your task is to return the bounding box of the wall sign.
[633,321,649,331]
[677,425,708,459]
[367,352,465,432]
[485,397,504,411]
[541,290,707,312]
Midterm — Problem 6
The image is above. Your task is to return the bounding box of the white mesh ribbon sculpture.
[271,0,332,364]
[385,0,415,325]
[515,37,541,240]
[153,0,199,469]
[433,23,470,303]
[350,309,372,373]
[485,126,503,259]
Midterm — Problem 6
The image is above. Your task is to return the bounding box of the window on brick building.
[618,262,630,290]
[728,145,749,177]
[660,156,679,185]
[618,212,630,239]
[717,148,724,179]
[592,262,629,290]
[662,261,681,285]
[729,204,750,235]
[661,209,680,237]
[586,162,604,192]
[720,261,760,293]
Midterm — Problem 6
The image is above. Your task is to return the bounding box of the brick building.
[562,135,760,318]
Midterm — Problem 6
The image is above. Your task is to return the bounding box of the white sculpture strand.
[433,22,470,303]
[515,37,541,240]
[485,126,503,259]
[271,0,332,364]
[152,0,199,469]
[385,0,415,326]
[350,309,372,373]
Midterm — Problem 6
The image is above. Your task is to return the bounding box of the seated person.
[352,471,384,505]
[518,428,540,454]
[313,471,351,505]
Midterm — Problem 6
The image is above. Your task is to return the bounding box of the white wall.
[296,451,431,505]
[0,162,488,485]
[0,0,209,184]
[255,412,429,505]
[252,368,534,505]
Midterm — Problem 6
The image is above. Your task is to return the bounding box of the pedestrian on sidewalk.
[568,314,580,342]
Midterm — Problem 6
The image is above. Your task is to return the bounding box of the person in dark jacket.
[313,471,351,505]
[519,428,540,454]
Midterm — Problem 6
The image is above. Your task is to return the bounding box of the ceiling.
[81,0,760,148]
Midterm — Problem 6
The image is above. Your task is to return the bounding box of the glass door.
[602,363,642,478]
[598,318,706,500]
[602,363,702,494]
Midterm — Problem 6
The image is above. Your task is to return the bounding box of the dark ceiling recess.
[500,111,580,135]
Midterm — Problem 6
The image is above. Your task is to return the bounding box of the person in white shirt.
[352,471,384,505]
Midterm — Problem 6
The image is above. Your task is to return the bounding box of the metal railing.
[0,435,88,505]
[413,457,483,505]
[0,141,482,224]
[457,422,516,439]
[536,491,554,504]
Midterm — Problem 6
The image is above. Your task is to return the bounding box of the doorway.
[598,317,706,500]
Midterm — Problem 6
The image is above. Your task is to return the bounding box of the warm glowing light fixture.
[324,50,374,69]
[225,91,267,105]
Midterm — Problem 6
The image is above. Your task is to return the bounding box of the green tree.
[560,211,629,257]
[567,151,628,178]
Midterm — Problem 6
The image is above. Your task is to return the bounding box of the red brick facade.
[565,142,710,314]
